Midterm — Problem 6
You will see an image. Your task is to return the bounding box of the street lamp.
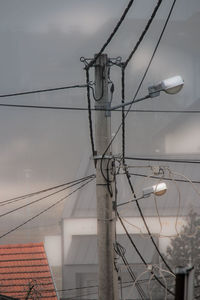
[148,75,184,98]
[117,182,167,207]
[109,75,184,111]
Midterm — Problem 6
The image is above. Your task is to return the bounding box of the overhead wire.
[121,0,163,165]
[86,0,136,70]
[115,242,147,299]
[124,170,175,274]
[0,175,95,207]
[98,0,177,174]
[0,176,95,219]
[128,172,200,184]
[117,211,175,296]
[0,177,95,240]
[0,84,87,98]
[0,103,199,113]
[85,68,96,158]
[125,156,200,164]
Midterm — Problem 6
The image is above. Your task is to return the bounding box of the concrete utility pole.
[175,266,194,300]
[95,54,119,300]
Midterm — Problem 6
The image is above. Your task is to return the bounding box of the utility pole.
[95,54,119,300]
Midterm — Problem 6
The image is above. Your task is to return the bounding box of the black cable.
[123,0,163,68]
[98,0,177,169]
[0,176,94,218]
[121,0,163,165]
[0,177,94,240]
[117,212,175,296]
[115,242,146,299]
[129,172,200,184]
[0,84,87,98]
[121,68,126,164]
[86,0,136,70]
[125,156,200,164]
[0,103,199,113]
[85,68,96,158]
[125,171,175,275]
[0,175,95,207]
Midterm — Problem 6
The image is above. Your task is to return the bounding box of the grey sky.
[0,0,199,241]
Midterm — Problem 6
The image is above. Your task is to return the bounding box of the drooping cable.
[0,84,87,98]
[125,170,175,275]
[0,177,94,240]
[0,175,95,207]
[117,212,175,296]
[85,68,96,158]
[129,172,200,184]
[125,156,200,164]
[115,242,147,299]
[0,176,94,218]
[123,0,163,68]
[0,104,199,113]
[103,0,177,159]
[121,67,126,164]
[121,0,163,164]
[86,0,136,70]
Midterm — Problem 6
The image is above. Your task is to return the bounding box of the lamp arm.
[109,94,150,111]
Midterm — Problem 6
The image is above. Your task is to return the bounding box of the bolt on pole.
[95,54,119,300]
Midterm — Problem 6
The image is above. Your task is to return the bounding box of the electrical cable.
[98,0,177,174]
[0,177,95,240]
[124,171,175,275]
[125,156,200,164]
[0,103,199,113]
[0,84,87,98]
[128,172,200,184]
[0,176,94,218]
[121,67,126,165]
[123,0,163,68]
[115,242,147,299]
[86,0,136,70]
[121,0,163,165]
[117,212,175,296]
[85,68,96,158]
[0,175,95,207]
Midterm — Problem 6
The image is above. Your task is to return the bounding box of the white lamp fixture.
[143,182,167,198]
[148,75,184,98]
[117,182,167,207]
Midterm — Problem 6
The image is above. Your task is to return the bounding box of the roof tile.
[0,243,57,300]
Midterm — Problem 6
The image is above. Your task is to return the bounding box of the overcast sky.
[0,0,200,242]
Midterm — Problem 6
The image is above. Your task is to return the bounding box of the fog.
[0,0,199,259]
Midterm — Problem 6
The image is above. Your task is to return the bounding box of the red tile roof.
[0,243,58,300]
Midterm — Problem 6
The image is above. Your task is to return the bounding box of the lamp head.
[148,75,184,98]
[143,182,167,198]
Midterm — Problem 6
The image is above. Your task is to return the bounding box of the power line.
[0,175,95,207]
[123,0,163,68]
[125,156,200,164]
[0,84,87,98]
[124,171,175,275]
[0,176,94,218]
[86,0,136,69]
[0,177,95,240]
[115,242,147,299]
[121,0,163,164]
[0,103,199,113]
[117,212,175,296]
[129,172,200,184]
[85,68,96,158]
[101,0,177,164]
